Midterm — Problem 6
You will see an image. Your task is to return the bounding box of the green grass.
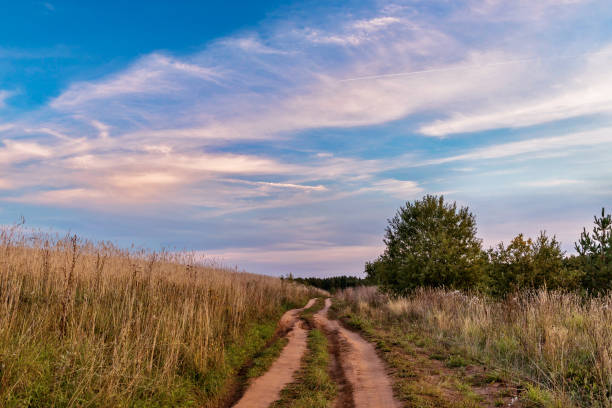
[246,337,289,379]
[299,298,325,325]
[522,384,562,408]
[271,328,336,408]
[2,304,298,408]
[330,298,521,408]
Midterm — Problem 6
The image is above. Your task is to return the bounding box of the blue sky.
[1,0,611,277]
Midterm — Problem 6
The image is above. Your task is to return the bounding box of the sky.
[1,0,612,277]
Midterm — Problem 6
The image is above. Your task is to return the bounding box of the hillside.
[0,226,317,407]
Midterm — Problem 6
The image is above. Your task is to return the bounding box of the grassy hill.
[0,226,316,407]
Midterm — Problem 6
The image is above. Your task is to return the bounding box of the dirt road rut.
[232,298,315,408]
[315,298,400,408]
[233,297,399,408]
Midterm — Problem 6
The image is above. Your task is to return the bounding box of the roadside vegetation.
[0,224,316,407]
[357,194,612,407]
[271,298,336,408]
[245,337,290,379]
[289,275,368,293]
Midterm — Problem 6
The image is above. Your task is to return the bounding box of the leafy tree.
[486,232,578,296]
[575,208,612,293]
[373,195,484,294]
[364,255,389,284]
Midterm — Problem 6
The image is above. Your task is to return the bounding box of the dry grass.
[336,286,612,407]
[0,225,315,407]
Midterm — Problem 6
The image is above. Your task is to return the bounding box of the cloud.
[225,179,328,191]
[0,90,14,108]
[420,127,612,165]
[352,16,401,31]
[51,54,219,109]
[90,120,110,139]
[2,0,611,278]
[221,36,288,55]
[419,47,612,136]
[521,179,581,188]
[0,123,14,132]
[0,179,11,189]
[358,179,422,198]
[202,243,384,276]
[0,140,53,164]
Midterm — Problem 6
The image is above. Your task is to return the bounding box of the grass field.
[0,226,316,407]
[335,286,612,407]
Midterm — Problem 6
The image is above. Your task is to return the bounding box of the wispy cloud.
[420,48,612,136]
[521,179,581,188]
[419,128,612,166]
[2,0,612,275]
[51,54,220,109]
[358,179,422,198]
[202,243,385,276]
[0,90,15,108]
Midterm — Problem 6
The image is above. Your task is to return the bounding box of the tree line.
[283,274,368,292]
[365,195,612,297]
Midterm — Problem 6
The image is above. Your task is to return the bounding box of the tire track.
[232,298,316,408]
[314,298,400,408]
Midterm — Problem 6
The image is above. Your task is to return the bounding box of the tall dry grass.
[337,286,612,407]
[0,225,315,407]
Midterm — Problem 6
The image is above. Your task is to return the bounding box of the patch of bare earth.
[315,299,400,408]
[232,298,316,408]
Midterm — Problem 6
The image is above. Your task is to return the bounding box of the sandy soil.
[315,298,400,408]
[232,298,315,408]
[234,297,399,408]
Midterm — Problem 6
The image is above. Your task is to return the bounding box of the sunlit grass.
[0,225,315,407]
[335,286,612,407]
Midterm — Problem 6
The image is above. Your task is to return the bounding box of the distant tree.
[293,276,367,292]
[374,195,484,294]
[575,208,612,293]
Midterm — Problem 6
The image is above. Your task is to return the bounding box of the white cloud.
[520,179,581,188]
[222,36,288,54]
[201,243,384,276]
[0,90,14,108]
[0,140,53,164]
[358,179,422,198]
[0,123,14,132]
[421,127,612,165]
[420,47,612,136]
[225,179,328,191]
[0,178,11,189]
[353,16,401,31]
[3,0,609,218]
[51,54,219,108]
[91,120,110,139]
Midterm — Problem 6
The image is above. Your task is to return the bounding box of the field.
[334,286,612,407]
[0,226,316,407]
[4,223,612,408]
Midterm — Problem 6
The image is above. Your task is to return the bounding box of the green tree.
[374,195,484,294]
[575,208,612,293]
[486,232,576,296]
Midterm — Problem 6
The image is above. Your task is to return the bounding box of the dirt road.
[232,298,315,408]
[233,297,399,408]
[315,298,400,408]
